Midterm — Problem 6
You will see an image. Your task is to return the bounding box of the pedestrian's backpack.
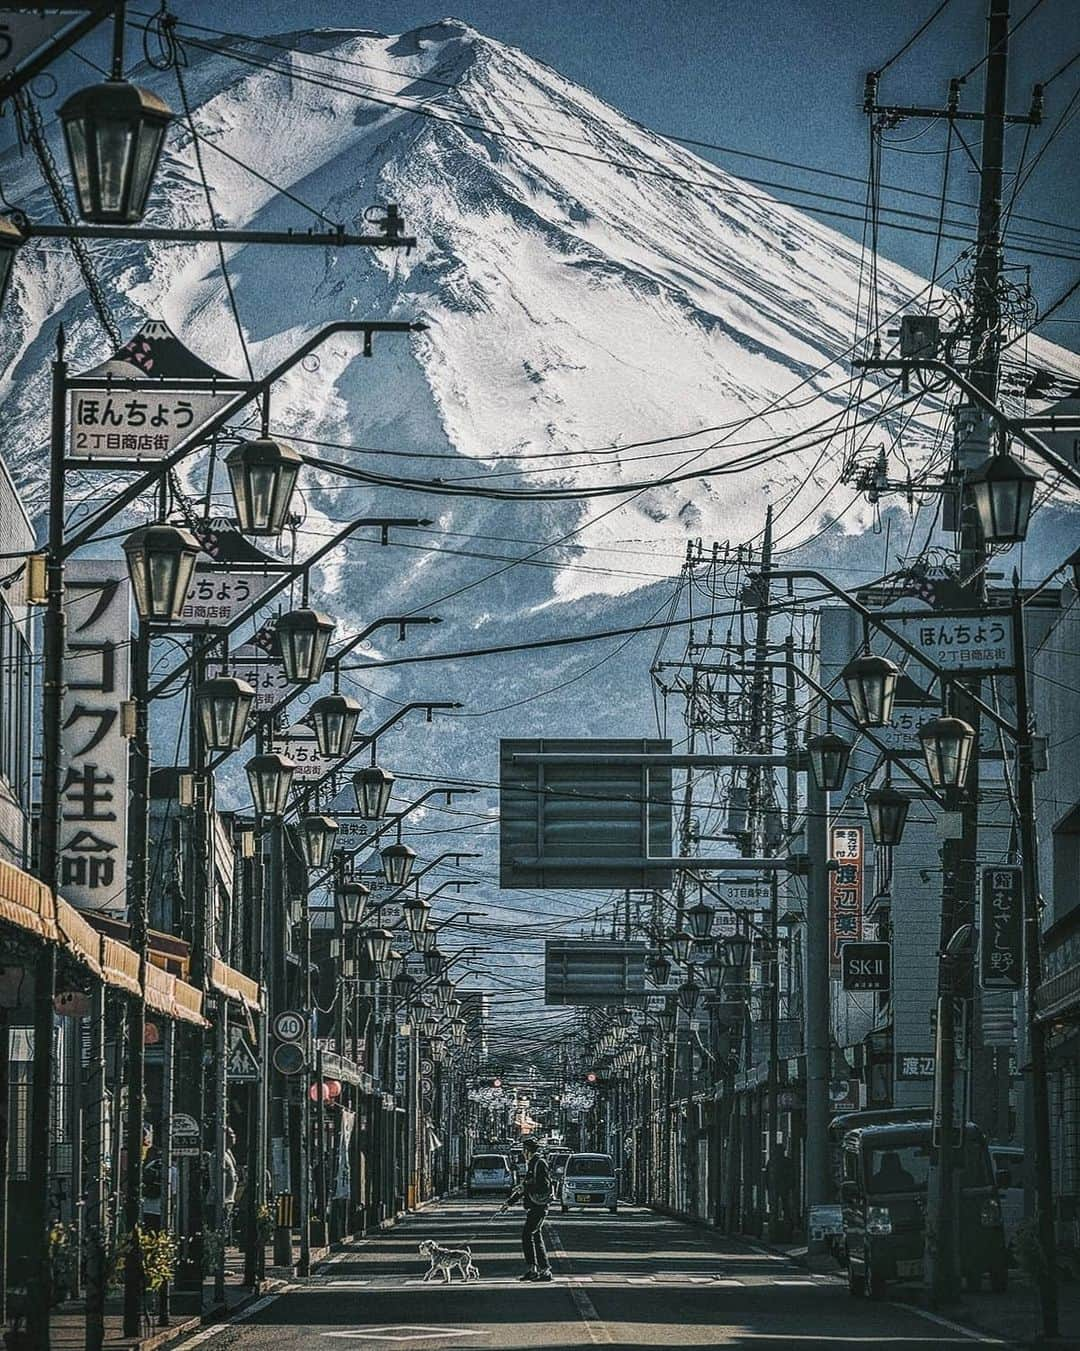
[525,1157,555,1206]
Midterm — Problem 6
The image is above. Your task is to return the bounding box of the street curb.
[125,1278,289,1351]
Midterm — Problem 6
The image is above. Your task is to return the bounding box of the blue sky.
[165,0,1079,351]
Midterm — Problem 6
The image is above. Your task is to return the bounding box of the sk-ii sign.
[980,865,1023,990]
[841,941,891,992]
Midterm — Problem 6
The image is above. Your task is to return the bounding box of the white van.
[560,1152,617,1213]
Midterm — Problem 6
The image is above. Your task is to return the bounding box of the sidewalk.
[759,1235,1080,1347]
[43,1245,288,1351]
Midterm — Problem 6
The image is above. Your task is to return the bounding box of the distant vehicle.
[841,1121,1007,1299]
[509,1148,527,1180]
[548,1150,570,1182]
[560,1152,617,1214]
[467,1153,513,1197]
[989,1144,1024,1257]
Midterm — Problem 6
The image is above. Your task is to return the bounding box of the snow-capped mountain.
[1,18,1077,830]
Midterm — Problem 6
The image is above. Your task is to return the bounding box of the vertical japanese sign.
[59,561,131,914]
[980,865,1023,990]
[829,824,863,973]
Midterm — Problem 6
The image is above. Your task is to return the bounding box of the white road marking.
[177,1294,282,1347]
[320,1330,490,1344]
[893,1302,1009,1345]
[547,1222,612,1345]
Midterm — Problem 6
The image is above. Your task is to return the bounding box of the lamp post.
[246,752,297,818]
[864,782,912,848]
[841,652,900,727]
[354,764,395,820]
[806,731,853,792]
[309,693,362,759]
[918,715,976,791]
[275,607,335,685]
[225,437,302,535]
[195,675,255,750]
[122,522,200,622]
[966,449,1040,544]
[297,815,339,870]
[381,841,417,889]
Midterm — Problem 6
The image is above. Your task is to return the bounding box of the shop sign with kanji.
[829,824,863,973]
[207,642,290,711]
[59,562,130,915]
[68,320,247,463]
[880,609,1015,675]
[178,567,275,629]
[896,1052,936,1080]
[268,727,329,782]
[980,865,1023,991]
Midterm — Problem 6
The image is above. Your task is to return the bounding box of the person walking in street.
[508,1137,553,1282]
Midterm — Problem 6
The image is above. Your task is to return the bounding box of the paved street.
[192,1202,1004,1349]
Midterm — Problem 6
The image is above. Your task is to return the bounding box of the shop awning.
[143,961,209,1027]
[56,899,103,979]
[0,858,58,942]
[209,956,263,1011]
[100,936,141,997]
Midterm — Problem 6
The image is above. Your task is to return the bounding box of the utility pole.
[863,0,1035,1305]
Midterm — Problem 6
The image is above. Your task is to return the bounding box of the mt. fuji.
[1,18,1077,773]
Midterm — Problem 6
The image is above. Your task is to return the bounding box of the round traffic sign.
[273,1010,305,1043]
[272,1041,306,1076]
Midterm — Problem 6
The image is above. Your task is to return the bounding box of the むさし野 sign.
[829,824,863,973]
[980,865,1023,990]
[59,562,130,915]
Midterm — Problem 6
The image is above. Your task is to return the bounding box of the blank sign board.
[545,940,648,1006]
[499,738,673,890]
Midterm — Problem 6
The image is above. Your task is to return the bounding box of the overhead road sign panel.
[544,940,647,1007]
[499,738,673,890]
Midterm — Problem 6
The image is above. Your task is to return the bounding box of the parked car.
[841,1121,1007,1299]
[548,1150,570,1183]
[510,1148,527,1181]
[989,1143,1024,1258]
[560,1152,617,1213]
[466,1153,514,1197]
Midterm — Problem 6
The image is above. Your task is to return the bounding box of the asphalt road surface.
[189,1200,1007,1349]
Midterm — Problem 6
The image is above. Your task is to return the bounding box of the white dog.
[419,1239,480,1283]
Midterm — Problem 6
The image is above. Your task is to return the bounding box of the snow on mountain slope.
[3,16,1077,613]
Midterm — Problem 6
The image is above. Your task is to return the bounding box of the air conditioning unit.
[899,314,940,359]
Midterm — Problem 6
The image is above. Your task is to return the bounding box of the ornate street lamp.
[423,950,445,977]
[297,814,338,869]
[451,1017,467,1045]
[195,675,254,750]
[122,523,200,621]
[245,752,295,817]
[720,933,751,969]
[59,79,172,223]
[364,928,394,965]
[656,1003,676,1037]
[807,731,853,792]
[0,216,24,312]
[386,950,405,982]
[865,783,911,848]
[403,893,431,936]
[225,437,302,536]
[648,953,672,986]
[435,975,454,1008]
[381,841,417,888]
[703,951,724,991]
[686,898,715,941]
[334,879,369,928]
[421,1013,439,1038]
[392,970,415,1003]
[918,714,977,791]
[967,449,1041,545]
[677,978,701,1017]
[414,927,436,954]
[309,693,361,759]
[671,930,693,964]
[842,653,900,727]
[275,608,335,684]
[353,765,394,819]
